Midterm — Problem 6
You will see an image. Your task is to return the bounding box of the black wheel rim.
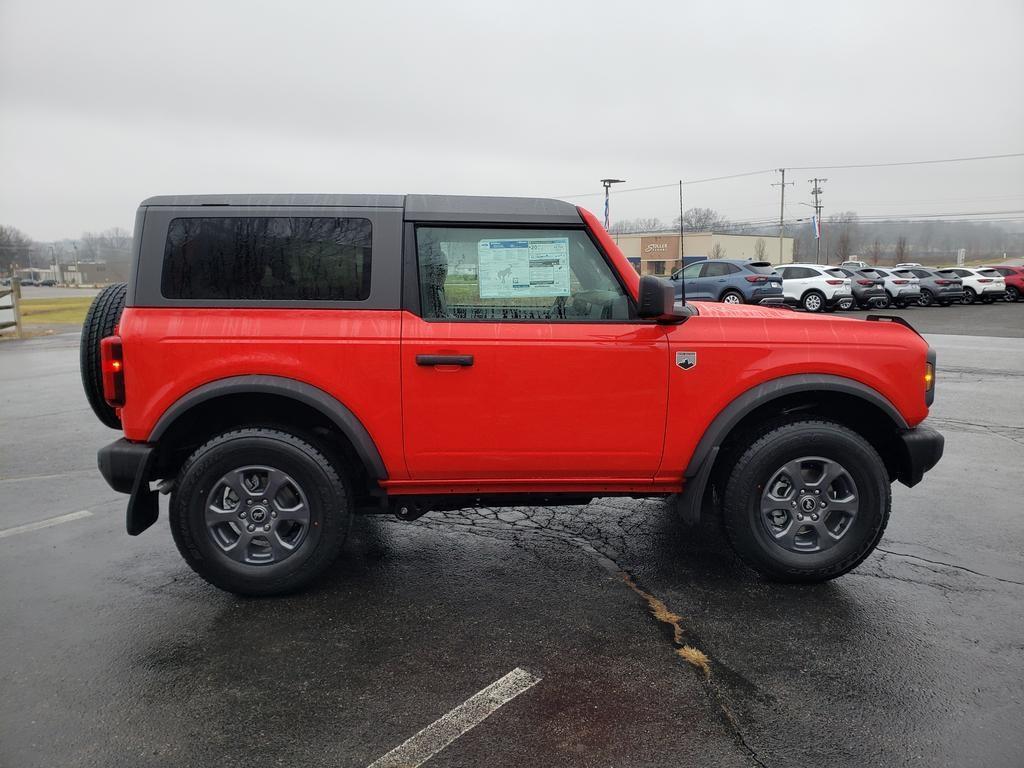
[759,456,859,554]
[205,465,310,565]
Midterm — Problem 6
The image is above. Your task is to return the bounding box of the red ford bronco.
[82,194,943,595]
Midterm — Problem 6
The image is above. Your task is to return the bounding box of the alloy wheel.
[759,456,859,553]
[205,465,310,565]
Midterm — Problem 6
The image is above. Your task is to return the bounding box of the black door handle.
[416,354,474,367]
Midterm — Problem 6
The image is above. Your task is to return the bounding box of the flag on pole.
[812,215,821,240]
[604,194,610,230]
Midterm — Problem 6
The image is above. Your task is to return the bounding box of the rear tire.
[720,419,890,582]
[79,282,127,429]
[801,290,825,313]
[720,290,744,305]
[170,428,351,596]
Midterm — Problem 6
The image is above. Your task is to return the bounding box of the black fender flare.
[675,374,907,524]
[149,375,388,480]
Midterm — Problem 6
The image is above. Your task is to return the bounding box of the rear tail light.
[978,278,993,283]
[825,279,844,285]
[744,275,768,283]
[857,279,874,286]
[100,336,125,407]
[935,279,952,285]
[893,279,909,285]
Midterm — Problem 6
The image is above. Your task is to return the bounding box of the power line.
[555,169,775,198]
[790,152,1024,171]
[553,152,1024,199]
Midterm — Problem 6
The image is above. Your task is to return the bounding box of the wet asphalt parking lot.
[1,303,1023,768]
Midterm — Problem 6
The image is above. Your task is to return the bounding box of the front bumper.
[98,439,159,535]
[895,426,944,488]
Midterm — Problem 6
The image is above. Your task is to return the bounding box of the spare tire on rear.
[80,282,127,428]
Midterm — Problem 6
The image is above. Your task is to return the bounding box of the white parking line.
[0,510,93,539]
[367,667,542,768]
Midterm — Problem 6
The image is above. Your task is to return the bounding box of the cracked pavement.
[1,314,1023,767]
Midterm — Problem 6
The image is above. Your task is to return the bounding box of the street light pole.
[600,178,625,231]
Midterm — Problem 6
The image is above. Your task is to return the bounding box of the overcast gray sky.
[2,0,1022,240]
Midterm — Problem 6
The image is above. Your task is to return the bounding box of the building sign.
[640,236,680,261]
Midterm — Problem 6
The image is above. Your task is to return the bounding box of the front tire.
[170,428,351,596]
[720,419,890,582]
[1006,286,1020,302]
[918,289,934,307]
[963,287,978,304]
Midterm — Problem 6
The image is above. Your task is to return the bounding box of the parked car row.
[671,260,1024,312]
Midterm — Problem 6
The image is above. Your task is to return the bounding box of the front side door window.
[416,227,631,322]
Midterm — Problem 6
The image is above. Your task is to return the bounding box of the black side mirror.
[637,275,687,322]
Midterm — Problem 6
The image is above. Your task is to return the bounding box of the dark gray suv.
[893,268,965,307]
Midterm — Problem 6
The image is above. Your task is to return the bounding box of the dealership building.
[612,231,794,276]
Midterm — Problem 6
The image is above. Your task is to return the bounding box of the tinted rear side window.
[703,262,733,277]
[161,217,372,301]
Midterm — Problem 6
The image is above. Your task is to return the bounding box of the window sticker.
[477,238,570,298]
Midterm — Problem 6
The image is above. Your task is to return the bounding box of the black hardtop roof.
[139,194,582,225]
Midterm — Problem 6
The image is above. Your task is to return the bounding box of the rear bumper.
[98,439,160,535]
[895,426,944,488]
[756,296,785,306]
[824,293,851,309]
[894,289,922,303]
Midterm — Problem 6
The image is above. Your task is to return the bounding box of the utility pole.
[771,169,794,263]
[678,180,685,270]
[600,178,625,230]
[808,178,827,264]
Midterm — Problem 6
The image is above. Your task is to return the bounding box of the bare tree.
[754,238,767,260]
[868,239,883,265]
[829,211,859,262]
[609,217,665,234]
[895,236,909,263]
[791,237,801,262]
[78,227,133,263]
[0,225,34,273]
[709,242,726,259]
[674,207,727,232]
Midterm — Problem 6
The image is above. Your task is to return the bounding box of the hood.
[688,300,862,323]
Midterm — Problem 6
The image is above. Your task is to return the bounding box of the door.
[681,261,708,299]
[402,224,670,481]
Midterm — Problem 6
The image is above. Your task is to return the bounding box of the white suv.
[778,263,853,312]
[938,268,1007,304]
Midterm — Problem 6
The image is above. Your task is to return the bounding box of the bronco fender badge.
[676,351,697,370]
